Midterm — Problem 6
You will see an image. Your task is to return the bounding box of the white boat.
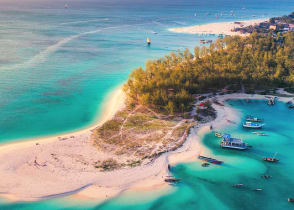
[246,115,263,122]
[243,121,264,129]
[147,37,151,46]
[221,134,248,150]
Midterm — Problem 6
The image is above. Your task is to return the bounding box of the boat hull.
[243,124,263,129]
[198,155,223,164]
[220,145,247,150]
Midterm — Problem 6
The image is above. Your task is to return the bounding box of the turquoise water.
[1,0,294,143]
[2,99,294,209]
[1,0,294,209]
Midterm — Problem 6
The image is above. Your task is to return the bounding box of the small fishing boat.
[267,99,275,105]
[164,177,181,183]
[201,163,210,167]
[233,184,244,188]
[146,37,151,46]
[254,188,263,191]
[288,198,294,202]
[263,157,279,162]
[215,132,223,138]
[252,132,268,136]
[261,175,271,179]
[263,152,279,162]
[221,134,248,150]
[246,115,263,122]
[289,104,294,109]
[198,155,223,165]
[243,121,264,129]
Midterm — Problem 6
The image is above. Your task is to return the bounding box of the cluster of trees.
[123,32,294,114]
[269,12,294,24]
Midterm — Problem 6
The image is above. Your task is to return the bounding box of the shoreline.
[169,18,268,36]
[0,86,125,154]
[1,92,291,203]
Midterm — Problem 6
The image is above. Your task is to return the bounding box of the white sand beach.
[169,19,268,36]
[0,92,291,203]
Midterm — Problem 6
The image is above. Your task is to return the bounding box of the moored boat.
[233,184,244,188]
[221,134,248,150]
[263,157,279,162]
[243,121,264,129]
[198,155,223,165]
[252,131,268,136]
[246,115,263,122]
[267,99,275,105]
[263,152,279,162]
[146,37,151,46]
[288,198,294,202]
[201,163,210,167]
[164,177,181,183]
[215,132,223,138]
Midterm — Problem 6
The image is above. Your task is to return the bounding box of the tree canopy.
[123,32,294,114]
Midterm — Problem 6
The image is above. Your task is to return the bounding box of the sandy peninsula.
[169,18,268,36]
[1,88,291,203]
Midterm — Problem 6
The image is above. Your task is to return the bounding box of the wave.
[60,18,110,25]
[0,24,142,71]
[173,21,187,25]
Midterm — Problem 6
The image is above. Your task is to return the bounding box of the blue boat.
[243,121,264,129]
[198,155,223,164]
[221,134,248,150]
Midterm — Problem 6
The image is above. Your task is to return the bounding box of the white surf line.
[60,18,110,25]
[0,23,145,71]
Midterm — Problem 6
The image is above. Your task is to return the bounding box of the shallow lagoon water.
[1,0,294,143]
[1,100,294,209]
[1,0,294,209]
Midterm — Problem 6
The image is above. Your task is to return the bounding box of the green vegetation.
[124,32,294,113]
[92,106,195,167]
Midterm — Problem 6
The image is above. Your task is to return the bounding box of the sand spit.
[169,19,268,36]
[0,92,291,203]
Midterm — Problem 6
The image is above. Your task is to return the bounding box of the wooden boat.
[147,37,151,46]
[263,157,279,162]
[215,132,223,138]
[267,99,275,105]
[288,198,294,202]
[252,132,268,136]
[263,152,279,162]
[198,155,223,165]
[221,134,248,150]
[201,163,210,167]
[243,121,264,129]
[164,177,181,183]
[233,184,244,188]
[246,115,263,122]
[261,175,271,179]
